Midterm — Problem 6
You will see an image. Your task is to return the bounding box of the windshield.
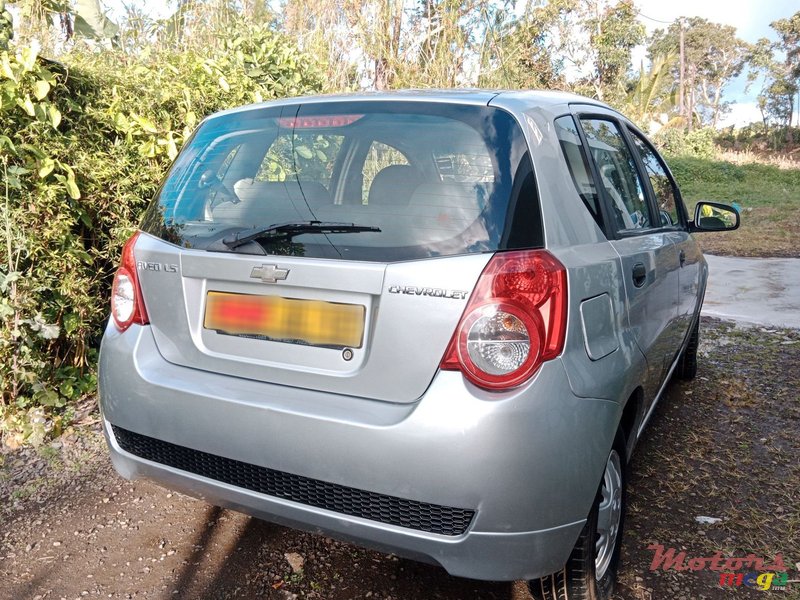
[141,101,542,261]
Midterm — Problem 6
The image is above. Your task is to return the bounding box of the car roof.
[204,89,614,123]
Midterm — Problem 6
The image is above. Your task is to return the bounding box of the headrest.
[367,165,421,206]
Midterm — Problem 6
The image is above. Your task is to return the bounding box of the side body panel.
[491,95,648,407]
[609,234,681,405]
[554,243,647,406]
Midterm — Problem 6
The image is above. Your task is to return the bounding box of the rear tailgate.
[135,234,489,403]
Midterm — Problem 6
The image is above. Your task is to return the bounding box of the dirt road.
[2,318,798,600]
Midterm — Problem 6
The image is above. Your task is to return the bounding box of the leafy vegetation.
[669,155,800,204]
[655,127,717,158]
[0,0,12,50]
[0,23,322,447]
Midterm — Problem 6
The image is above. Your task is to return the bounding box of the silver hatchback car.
[99,90,738,598]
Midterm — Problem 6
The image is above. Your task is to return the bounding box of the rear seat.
[320,182,486,247]
[212,176,486,247]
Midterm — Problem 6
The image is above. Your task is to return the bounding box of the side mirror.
[690,201,740,232]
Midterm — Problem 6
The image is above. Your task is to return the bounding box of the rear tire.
[528,448,625,600]
[676,319,699,380]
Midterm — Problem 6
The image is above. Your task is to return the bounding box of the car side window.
[629,131,682,228]
[554,115,603,229]
[580,118,651,232]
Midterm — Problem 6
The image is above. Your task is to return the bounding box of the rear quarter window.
[554,115,603,229]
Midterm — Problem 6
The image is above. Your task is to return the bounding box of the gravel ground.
[1,318,798,600]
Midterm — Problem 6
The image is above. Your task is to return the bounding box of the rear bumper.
[99,324,621,581]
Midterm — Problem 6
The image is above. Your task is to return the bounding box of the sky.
[101,0,795,128]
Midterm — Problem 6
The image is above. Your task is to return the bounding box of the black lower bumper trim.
[111,425,475,536]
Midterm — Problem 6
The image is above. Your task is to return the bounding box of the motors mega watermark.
[647,544,799,591]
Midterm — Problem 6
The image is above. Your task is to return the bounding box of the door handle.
[679,249,686,266]
[632,262,647,288]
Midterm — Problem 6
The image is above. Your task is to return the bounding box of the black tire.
[676,319,699,380]
[528,448,626,600]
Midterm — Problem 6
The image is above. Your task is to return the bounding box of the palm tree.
[622,54,682,133]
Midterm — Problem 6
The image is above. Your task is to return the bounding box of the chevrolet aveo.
[99,90,739,599]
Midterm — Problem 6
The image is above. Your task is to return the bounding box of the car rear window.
[141,101,541,261]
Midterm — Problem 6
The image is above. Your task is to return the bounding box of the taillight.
[111,231,149,332]
[440,250,567,390]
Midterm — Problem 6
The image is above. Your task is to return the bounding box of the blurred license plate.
[204,292,365,348]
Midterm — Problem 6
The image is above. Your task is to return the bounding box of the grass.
[666,156,800,258]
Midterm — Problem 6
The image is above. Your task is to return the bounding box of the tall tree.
[648,17,749,129]
[746,12,800,143]
[772,11,800,81]
[281,0,485,91]
[371,0,404,89]
[770,11,800,130]
[281,0,362,91]
[477,0,574,90]
[584,0,644,103]
[403,0,481,88]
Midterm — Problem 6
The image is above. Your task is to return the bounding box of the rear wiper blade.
[222,221,381,249]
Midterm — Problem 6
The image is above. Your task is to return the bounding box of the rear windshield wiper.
[222,221,381,249]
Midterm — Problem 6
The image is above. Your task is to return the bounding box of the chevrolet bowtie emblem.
[250,264,290,283]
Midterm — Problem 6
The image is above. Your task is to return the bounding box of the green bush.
[714,121,800,151]
[653,127,717,159]
[0,25,323,446]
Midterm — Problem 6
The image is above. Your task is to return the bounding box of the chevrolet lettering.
[388,285,469,299]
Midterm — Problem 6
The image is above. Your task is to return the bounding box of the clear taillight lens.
[111,270,136,325]
[440,250,567,390]
[465,307,538,375]
[110,232,149,332]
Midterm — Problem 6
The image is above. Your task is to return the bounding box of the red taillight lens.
[111,231,149,332]
[440,250,567,390]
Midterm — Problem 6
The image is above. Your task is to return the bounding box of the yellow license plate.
[204,292,365,349]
